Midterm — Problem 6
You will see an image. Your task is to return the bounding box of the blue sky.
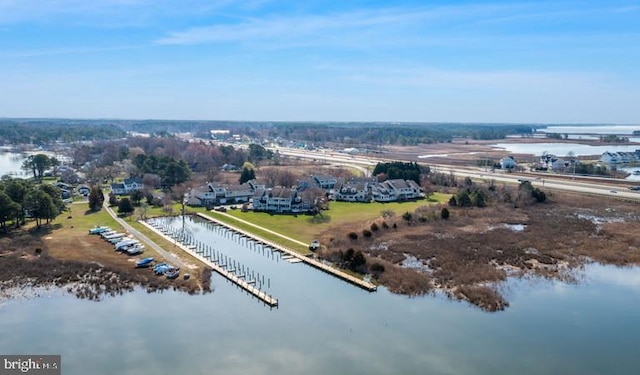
[0,0,639,123]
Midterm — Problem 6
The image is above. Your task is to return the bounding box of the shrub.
[402,212,412,221]
[381,209,395,218]
[347,231,358,240]
[441,207,450,219]
[362,229,372,238]
[532,188,547,203]
[370,222,379,232]
[382,221,389,229]
[448,196,457,206]
[370,262,385,278]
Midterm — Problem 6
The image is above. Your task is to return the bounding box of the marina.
[195,212,377,292]
[142,218,279,307]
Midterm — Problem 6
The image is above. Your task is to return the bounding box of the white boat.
[126,245,145,255]
[101,231,121,239]
[109,235,132,244]
[115,239,138,251]
[103,233,125,240]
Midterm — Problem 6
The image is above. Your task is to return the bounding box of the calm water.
[2,215,640,375]
[0,152,27,177]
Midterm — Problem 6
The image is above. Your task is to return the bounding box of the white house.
[252,187,294,213]
[384,179,422,200]
[187,183,254,207]
[600,150,640,164]
[334,181,370,202]
[500,156,518,170]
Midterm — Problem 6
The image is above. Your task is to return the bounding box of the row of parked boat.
[89,227,180,279]
[88,226,145,255]
[89,226,181,280]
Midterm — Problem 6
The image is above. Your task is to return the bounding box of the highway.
[270,146,640,201]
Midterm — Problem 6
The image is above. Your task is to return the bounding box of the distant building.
[500,156,518,170]
[110,177,143,195]
[600,150,640,164]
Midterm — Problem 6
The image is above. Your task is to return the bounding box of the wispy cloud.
[154,4,519,45]
[153,1,639,57]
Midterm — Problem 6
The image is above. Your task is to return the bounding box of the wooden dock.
[196,212,378,292]
[139,220,279,307]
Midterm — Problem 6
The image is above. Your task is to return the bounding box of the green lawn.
[69,203,120,229]
[218,193,450,244]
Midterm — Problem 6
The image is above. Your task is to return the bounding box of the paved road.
[103,203,189,269]
[272,146,640,201]
[212,211,310,247]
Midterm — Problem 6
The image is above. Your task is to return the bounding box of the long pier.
[196,212,377,292]
[139,220,279,307]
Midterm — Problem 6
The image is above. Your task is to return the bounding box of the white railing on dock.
[139,220,279,307]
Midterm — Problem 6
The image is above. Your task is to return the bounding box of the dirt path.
[103,202,189,270]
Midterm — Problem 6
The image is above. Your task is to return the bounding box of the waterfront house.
[383,179,422,200]
[312,175,338,189]
[252,187,294,213]
[187,182,254,207]
[334,180,371,202]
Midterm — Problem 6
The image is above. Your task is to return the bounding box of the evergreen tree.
[88,186,105,211]
[239,166,256,184]
[118,198,134,215]
[0,191,20,233]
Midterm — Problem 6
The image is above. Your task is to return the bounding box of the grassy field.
[217,193,450,244]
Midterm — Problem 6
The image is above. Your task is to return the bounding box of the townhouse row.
[186,175,423,213]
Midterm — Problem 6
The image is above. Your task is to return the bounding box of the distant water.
[0,152,27,177]
[492,143,640,157]
[2,215,640,375]
[539,125,640,135]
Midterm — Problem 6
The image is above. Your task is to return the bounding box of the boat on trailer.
[135,257,154,268]
[89,226,110,234]
[164,268,180,279]
[126,245,145,255]
[115,239,138,251]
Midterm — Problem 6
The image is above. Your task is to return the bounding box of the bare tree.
[277,170,297,187]
[260,167,280,187]
[171,182,192,215]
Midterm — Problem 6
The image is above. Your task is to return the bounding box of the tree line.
[0,120,125,145]
[0,176,65,232]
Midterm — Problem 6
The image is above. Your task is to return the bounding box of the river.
[2,215,639,375]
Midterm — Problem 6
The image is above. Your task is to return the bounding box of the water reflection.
[0,152,27,177]
[2,218,640,375]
